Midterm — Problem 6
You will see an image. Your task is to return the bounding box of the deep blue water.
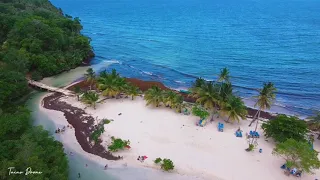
[51,0,320,117]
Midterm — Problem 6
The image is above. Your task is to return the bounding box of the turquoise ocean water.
[51,0,320,117]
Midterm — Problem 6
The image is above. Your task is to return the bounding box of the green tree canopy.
[273,139,320,174]
[262,115,308,142]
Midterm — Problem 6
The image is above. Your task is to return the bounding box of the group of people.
[281,164,302,177]
[55,126,66,133]
[55,124,73,134]
[137,156,147,163]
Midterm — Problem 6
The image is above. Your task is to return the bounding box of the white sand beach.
[44,95,320,180]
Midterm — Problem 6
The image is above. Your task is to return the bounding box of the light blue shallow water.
[51,0,320,116]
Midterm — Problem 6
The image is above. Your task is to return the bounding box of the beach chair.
[218,123,224,132]
[196,119,204,126]
[235,131,242,137]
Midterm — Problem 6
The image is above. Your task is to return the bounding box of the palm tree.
[99,69,108,78]
[144,86,163,107]
[218,67,230,84]
[196,82,220,121]
[73,85,81,101]
[189,77,206,98]
[163,90,178,108]
[220,96,247,123]
[248,82,277,127]
[97,69,127,98]
[248,82,276,150]
[84,68,95,90]
[126,85,140,100]
[219,82,233,107]
[173,95,185,113]
[81,91,99,109]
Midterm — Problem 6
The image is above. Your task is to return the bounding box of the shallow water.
[51,0,320,117]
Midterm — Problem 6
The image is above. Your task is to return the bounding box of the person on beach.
[104,164,108,170]
[137,156,141,161]
[69,152,73,156]
[85,164,88,167]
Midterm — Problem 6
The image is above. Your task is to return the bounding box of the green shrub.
[161,159,174,171]
[154,157,162,164]
[103,119,111,124]
[91,125,104,143]
[248,144,255,151]
[108,137,130,152]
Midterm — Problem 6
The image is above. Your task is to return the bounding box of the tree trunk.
[131,96,134,100]
[317,134,320,140]
[93,103,96,109]
[225,115,231,123]
[77,95,79,101]
[248,110,260,127]
[250,110,261,145]
[210,110,215,121]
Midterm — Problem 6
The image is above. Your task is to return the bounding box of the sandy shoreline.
[41,91,320,180]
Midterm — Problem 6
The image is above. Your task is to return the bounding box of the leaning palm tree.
[218,67,230,84]
[84,68,95,90]
[163,90,178,108]
[144,86,163,107]
[126,85,140,100]
[196,82,220,121]
[248,82,276,150]
[220,96,247,123]
[81,91,99,109]
[248,82,277,126]
[189,77,206,98]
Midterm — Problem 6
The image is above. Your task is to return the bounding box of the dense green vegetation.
[0,0,93,78]
[0,0,94,179]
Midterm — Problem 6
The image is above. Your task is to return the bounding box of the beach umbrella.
[143,156,148,159]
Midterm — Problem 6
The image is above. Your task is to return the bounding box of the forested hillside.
[0,0,94,179]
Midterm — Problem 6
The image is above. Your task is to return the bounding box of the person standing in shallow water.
[78,173,81,178]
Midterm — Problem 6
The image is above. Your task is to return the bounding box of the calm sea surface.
[51,0,320,117]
